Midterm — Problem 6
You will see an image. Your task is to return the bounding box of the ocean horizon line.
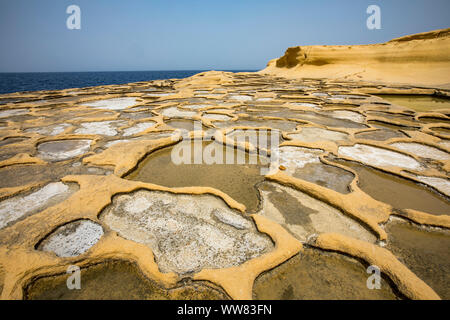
[0,70,258,94]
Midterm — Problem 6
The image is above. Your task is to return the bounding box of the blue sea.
[0,70,255,94]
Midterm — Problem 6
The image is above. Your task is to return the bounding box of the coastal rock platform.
[0,65,449,300]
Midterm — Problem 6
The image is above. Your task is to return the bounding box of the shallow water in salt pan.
[375,94,450,112]
[253,248,399,300]
[335,160,450,215]
[386,219,450,299]
[25,261,228,300]
[126,140,270,212]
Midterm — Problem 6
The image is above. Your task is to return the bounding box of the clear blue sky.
[0,0,449,72]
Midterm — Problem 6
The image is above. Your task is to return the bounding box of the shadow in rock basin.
[253,247,400,300]
[386,219,450,299]
[333,159,450,216]
[126,140,270,212]
[24,260,228,300]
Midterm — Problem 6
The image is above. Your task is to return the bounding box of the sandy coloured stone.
[0,32,449,300]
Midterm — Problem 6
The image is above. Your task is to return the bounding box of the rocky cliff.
[261,28,450,88]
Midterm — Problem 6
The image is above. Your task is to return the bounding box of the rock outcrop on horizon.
[261,28,450,88]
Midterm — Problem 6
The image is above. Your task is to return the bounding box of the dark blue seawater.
[0,70,256,94]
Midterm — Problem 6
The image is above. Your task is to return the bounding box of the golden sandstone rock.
[0,29,449,300]
[262,28,450,89]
